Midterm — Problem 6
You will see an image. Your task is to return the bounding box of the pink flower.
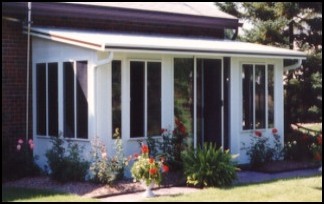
[18,139,24,144]
[272,128,278,134]
[101,152,107,158]
[133,153,139,159]
[255,131,262,137]
[29,143,35,150]
[16,144,21,151]
[28,139,33,145]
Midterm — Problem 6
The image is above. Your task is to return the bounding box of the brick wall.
[2,19,32,154]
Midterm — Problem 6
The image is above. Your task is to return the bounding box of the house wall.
[230,57,284,164]
[2,19,31,154]
[32,38,286,170]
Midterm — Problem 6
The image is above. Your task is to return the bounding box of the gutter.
[283,59,302,71]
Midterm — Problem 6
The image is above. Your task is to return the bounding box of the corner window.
[36,63,58,136]
[63,61,88,139]
[130,61,161,138]
[242,64,274,130]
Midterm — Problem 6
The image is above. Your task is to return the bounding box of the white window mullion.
[252,65,256,130]
[58,62,63,136]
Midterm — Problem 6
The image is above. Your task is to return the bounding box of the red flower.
[301,134,308,142]
[149,167,157,175]
[149,157,154,164]
[133,153,139,159]
[255,131,262,137]
[141,145,149,154]
[179,125,186,135]
[175,119,181,127]
[162,165,169,173]
[314,152,321,161]
[317,135,322,145]
[272,128,278,134]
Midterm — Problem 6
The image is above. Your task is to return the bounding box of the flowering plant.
[131,144,169,186]
[242,128,283,168]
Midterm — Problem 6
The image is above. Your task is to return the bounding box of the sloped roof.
[65,2,237,19]
[29,27,306,59]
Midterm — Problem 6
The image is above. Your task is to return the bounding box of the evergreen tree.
[216,2,322,126]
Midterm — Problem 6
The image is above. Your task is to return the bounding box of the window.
[242,64,274,130]
[112,60,122,139]
[36,63,58,136]
[63,61,88,139]
[130,61,161,138]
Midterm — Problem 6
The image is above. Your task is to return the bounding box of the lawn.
[147,176,322,202]
[2,187,97,202]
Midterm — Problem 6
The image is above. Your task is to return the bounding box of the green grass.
[147,176,322,202]
[2,187,98,202]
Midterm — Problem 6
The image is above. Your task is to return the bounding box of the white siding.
[33,37,286,170]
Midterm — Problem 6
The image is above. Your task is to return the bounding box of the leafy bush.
[181,143,237,187]
[45,136,89,183]
[242,129,283,168]
[89,134,129,185]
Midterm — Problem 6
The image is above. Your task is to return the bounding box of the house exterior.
[2,2,306,170]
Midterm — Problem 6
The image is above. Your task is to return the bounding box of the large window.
[242,64,274,130]
[130,61,161,138]
[63,61,88,139]
[36,63,58,136]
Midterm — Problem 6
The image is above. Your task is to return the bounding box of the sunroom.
[30,27,306,167]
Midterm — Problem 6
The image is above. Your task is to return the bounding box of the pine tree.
[216,2,322,125]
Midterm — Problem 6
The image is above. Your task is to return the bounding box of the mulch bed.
[255,160,321,173]
[2,171,186,198]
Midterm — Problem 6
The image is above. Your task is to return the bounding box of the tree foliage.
[216,2,322,124]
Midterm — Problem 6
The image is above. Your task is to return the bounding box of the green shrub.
[242,130,283,168]
[89,135,129,185]
[181,143,237,187]
[45,136,89,183]
[2,137,40,180]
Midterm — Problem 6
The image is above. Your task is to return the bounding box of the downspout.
[94,51,114,137]
[283,59,302,72]
[26,2,31,143]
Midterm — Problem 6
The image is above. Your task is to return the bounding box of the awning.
[27,27,306,59]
